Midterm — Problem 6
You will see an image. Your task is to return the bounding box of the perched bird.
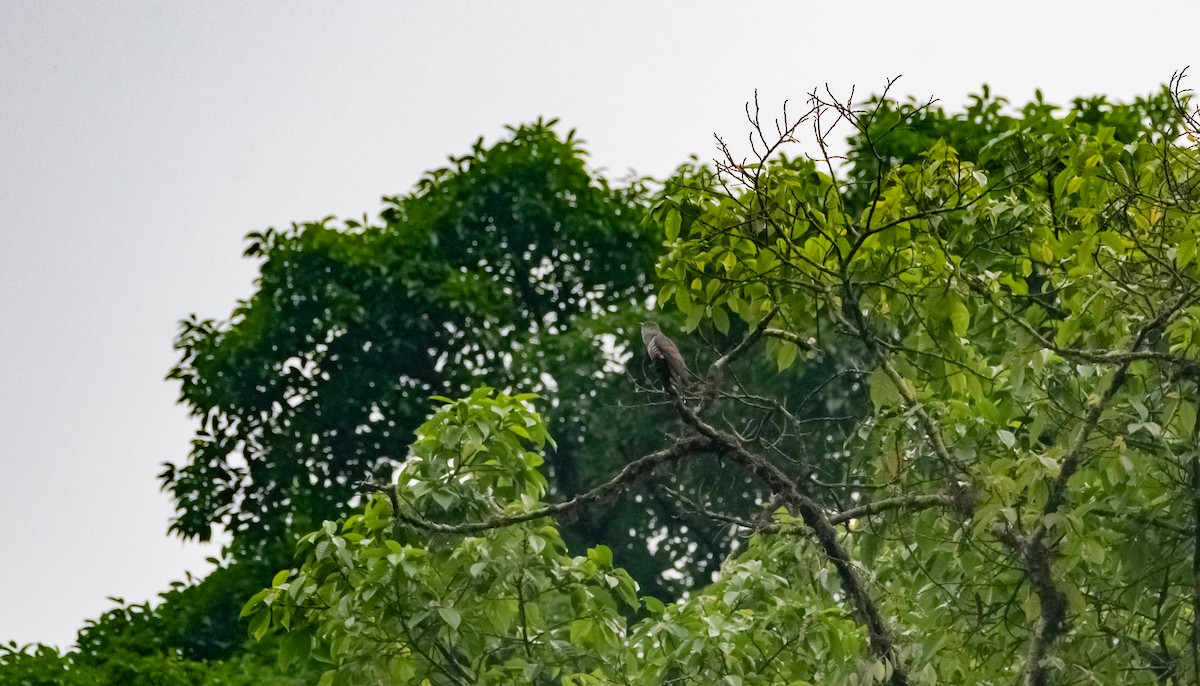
[641,321,688,395]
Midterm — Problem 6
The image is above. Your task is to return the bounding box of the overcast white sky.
[1,1,1194,649]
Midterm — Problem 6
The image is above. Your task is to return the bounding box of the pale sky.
[1,1,1194,649]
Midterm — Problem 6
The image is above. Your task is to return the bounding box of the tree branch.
[1014,291,1189,686]
[762,327,819,353]
[830,493,954,526]
[695,306,779,413]
[671,393,909,685]
[1189,376,1200,679]
[386,435,715,535]
[674,489,955,537]
[831,286,971,482]
[1037,289,1192,533]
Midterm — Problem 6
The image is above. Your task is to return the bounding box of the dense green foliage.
[245,82,1200,685]
[843,84,1181,211]
[8,81,1200,686]
[654,86,1200,682]
[244,389,873,684]
[1,561,317,685]
[163,120,657,551]
[160,118,834,611]
[1,633,313,686]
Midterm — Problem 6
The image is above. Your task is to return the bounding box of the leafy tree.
[161,118,828,611]
[247,78,1200,685]
[0,637,313,686]
[158,120,673,643]
[0,568,316,686]
[843,79,1181,212]
[71,559,285,662]
[245,389,873,684]
[2,123,686,686]
[163,120,657,553]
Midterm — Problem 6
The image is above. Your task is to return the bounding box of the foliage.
[161,117,839,614]
[11,82,1200,686]
[651,80,1200,682]
[69,557,286,663]
[157,120,714,662]
[248,80,1200,685]
[6,119,841,686]
[0,566,315,686]
[842,83,1182,212]
[163,120,726,592]
[245,389,637,684]
[164,120,656,550]
[245,389,876,685]
[0,639,313,686]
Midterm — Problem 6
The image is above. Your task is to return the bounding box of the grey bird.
[641,321,688,394]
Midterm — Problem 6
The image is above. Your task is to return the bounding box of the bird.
[641,321,688,395]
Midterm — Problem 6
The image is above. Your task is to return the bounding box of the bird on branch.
[641,321,689,396]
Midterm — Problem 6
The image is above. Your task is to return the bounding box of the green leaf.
[570,619,595,645]
[1053,168,1071,197]
[867,368,902,410]
[1179,237,1196,268]
[676,287,693,314]
[240,589,270,617]
[721,251,737,273]
[664,209,682,241]
[278,631,310,669]
[776,340,799,372]
[438,607,462,631]
[589,545,614,568]
[712,306,730,334]
[528,534,546,555]
[997,430,1016,449]
[948,293,970,337]
[249,607,271,641]
[1081,538,1105,565]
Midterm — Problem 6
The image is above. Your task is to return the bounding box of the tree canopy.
[8,78,1200,686]
[243,77,1200,685]
[163,120,657,553]
[161,117,833,610]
